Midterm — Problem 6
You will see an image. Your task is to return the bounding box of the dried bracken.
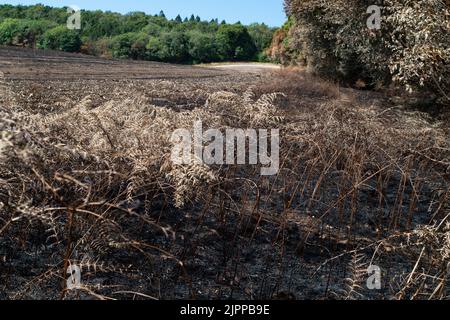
[0,48,448,300]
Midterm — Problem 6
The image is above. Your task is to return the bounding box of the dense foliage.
[0,4,275,63]
[270,0,449,99]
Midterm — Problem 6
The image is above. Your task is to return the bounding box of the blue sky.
[1,0,287,27]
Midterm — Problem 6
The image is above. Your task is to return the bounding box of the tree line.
[0,4,275,63]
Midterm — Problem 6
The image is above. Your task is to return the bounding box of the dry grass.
[0,60,449,300]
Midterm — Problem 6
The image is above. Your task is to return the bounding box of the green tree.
[81,11,123,39]
[141,22,162,36]
[121,12,148,33]
[157,31,190,63]
[216,24,257,61]
[247,23,274,52]
[39,25,81,52]
[109,32,136,58]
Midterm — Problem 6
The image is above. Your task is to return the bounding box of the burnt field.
[0,46,449,300]
[0,46,255,114]
[0,45,224,80]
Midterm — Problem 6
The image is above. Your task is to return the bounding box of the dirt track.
[203,62,281,73]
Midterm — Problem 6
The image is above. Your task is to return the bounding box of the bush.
[39,25,81,52]
[256,51,270,63]
[247,23,274,53]
[109,33,134,59]
[110,32,151,60]
[145,36,163,61]
[0,18,25,45]
[130,32,151,60]
[110,32,150,60]
[80,38,112,58]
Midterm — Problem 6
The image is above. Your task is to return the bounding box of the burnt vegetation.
[0,1,449,301]
[0,47,448,300]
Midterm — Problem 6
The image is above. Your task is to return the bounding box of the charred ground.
[0,47,448,300]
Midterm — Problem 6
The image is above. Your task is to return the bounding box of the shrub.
[39,25,81,52]
[130,32,151,60]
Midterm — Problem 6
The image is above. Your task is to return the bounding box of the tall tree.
[216,24,257,61]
